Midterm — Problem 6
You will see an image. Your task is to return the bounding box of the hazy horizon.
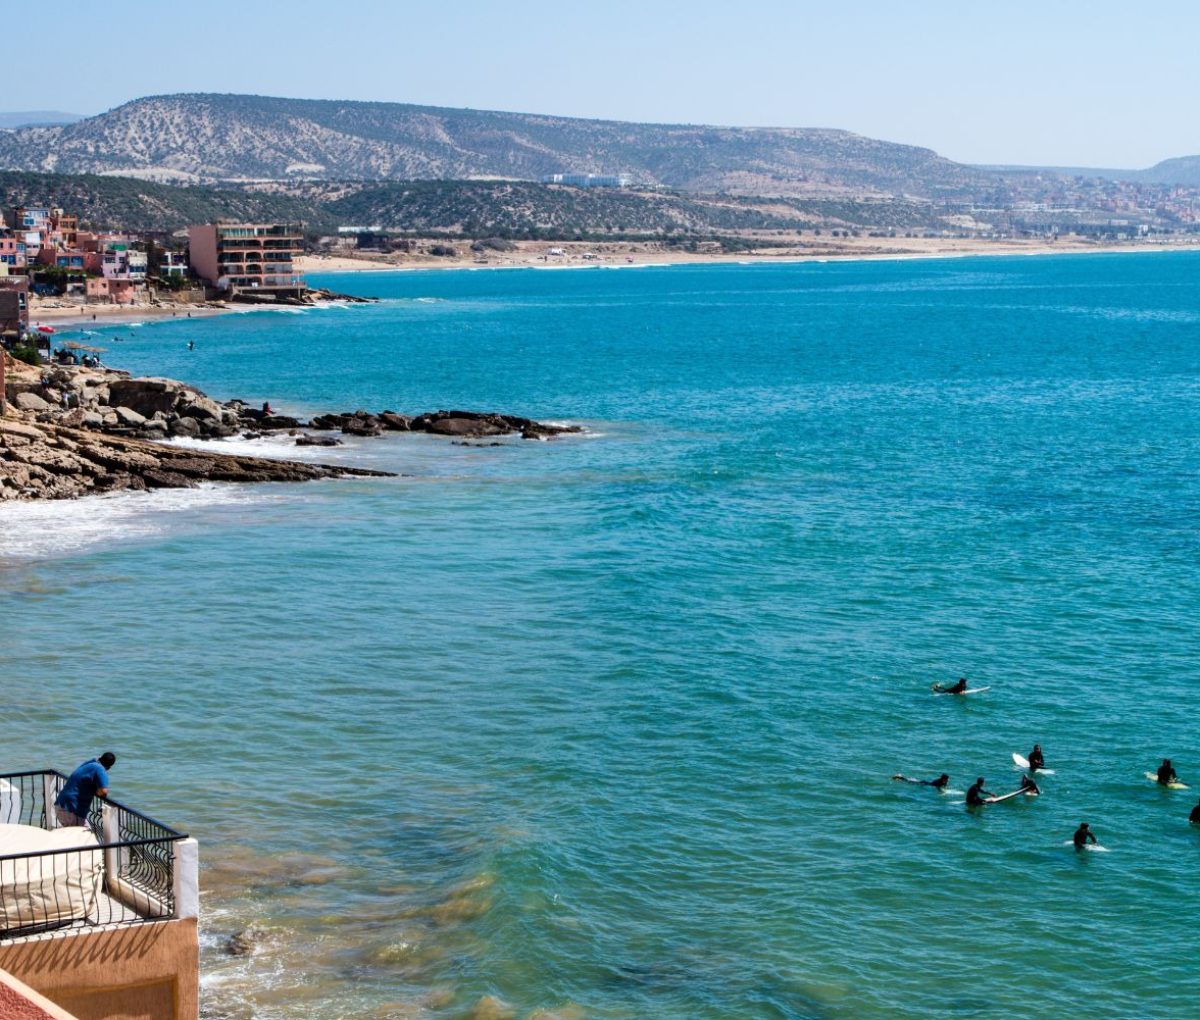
[9,0,1200,169]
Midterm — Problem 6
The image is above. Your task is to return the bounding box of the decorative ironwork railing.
[0,770,187,940]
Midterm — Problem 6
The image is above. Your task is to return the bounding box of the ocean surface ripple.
[4,253,1200,1018]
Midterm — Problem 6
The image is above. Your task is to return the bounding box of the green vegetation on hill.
[325,181,940,237]
[0,172,946,240]
[0,172,336,235]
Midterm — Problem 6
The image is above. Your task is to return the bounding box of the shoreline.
[297,237,1200,275]
[29,302,232,326]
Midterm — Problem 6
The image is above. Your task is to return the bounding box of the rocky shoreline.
[1,355,582,501]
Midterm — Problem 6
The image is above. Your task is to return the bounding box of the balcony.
[0,770,194,941]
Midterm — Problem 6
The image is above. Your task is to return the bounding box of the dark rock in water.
[296,435,342,447]
[379,412,412,431]
[341,417,382,437]
[427,416,507,437]
[170,417,201,437]
[309,414,348,430]
[224,929,260,957]
[254,415,302,430]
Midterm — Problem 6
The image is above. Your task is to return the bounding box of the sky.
[15,1,1200,168]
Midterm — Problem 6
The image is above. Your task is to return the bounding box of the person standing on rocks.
[54,753,116,828]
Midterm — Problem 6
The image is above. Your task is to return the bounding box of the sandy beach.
[29,300,231,326]
[297,235,1200,275]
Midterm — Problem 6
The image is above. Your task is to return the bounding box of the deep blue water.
[4,254,1200,1018]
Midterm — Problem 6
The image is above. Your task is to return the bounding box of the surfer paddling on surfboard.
[1073,823,1097,849]
[892,773,950,789]
[1019,774,1041,796]
[1156,759,1179,786]
[966,777,994,806]
[933,678,969,695]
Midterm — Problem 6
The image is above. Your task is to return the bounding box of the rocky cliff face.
[0,93,993,198]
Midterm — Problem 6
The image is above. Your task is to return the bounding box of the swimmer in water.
[892,773,951,790]
[1073,822,1097,849]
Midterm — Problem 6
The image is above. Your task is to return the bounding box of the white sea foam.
[0,484,276,561]
[162,433,357,461]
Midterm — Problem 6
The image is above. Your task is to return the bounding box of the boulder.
[379,413,413,431]
[341,417,382,436]
[296,435,342,447]
[427,417,508,437]
[255,415,302,430]
[113,406,147,427]
[14,391,52,412]
[169,417,201,437]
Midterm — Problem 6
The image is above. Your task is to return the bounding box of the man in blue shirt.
[55,753,116,828]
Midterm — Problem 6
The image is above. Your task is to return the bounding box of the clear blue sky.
[20,1,1199,168]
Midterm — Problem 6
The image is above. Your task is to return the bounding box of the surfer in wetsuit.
[1073,823,1097,849]
[893,773,950,789]
[934,678,969,695]
[1190,800,1200,824]
[1019,774,1041,796]
[1028,744,1045,771]
[1157,759,1178,785]
[966,777,994,806]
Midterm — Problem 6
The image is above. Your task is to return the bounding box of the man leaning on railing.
[54,752,116,827]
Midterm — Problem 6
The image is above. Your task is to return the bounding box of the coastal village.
[0,208,309,348]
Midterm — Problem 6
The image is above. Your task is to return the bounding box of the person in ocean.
[1073,822,1097,849]
[892,772,950,789]
[1189,799,1200,825]
[54,752,116,828]
[1028,744,1045,770]
[1156,759,1178,785]
[187,341,195,351]
[934,678,969,695]
[966,777,994,806]
[1019,774,1041,796]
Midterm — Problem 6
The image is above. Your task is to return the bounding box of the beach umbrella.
[36,325,56,334]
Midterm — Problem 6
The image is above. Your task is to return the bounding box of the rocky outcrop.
[2,359,583,500]
[0,416,391,502]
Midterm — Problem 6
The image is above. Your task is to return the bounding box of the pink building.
[0,234,25,268]
[188,221,305,298]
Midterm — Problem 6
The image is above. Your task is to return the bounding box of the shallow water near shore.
[5,254,1200,1018]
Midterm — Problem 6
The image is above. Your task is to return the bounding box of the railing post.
[41,774,58,829]
[102,801,120,886]
[172,838,199,920]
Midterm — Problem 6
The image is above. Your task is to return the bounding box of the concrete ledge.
[0,918,197,1020]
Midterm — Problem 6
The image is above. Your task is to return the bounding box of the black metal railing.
[0,770,187,940]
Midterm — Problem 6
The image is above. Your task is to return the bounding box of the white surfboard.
[1012,753,1056,774]
[1144,771,1189,790]
[1063,840,1110,852]
[931,685,991,696]
[984,788,1036,804]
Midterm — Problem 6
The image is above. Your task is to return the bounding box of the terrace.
[0,771,199,1018]
[0,770,195,941]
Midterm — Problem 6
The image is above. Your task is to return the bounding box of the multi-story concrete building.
[0,234,26,269]
[188,221,306,299]
[0,276,29,335]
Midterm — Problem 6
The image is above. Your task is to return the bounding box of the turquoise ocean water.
[3,253,1200,1018]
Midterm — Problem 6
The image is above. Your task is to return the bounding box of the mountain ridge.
[0,92,991,199]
